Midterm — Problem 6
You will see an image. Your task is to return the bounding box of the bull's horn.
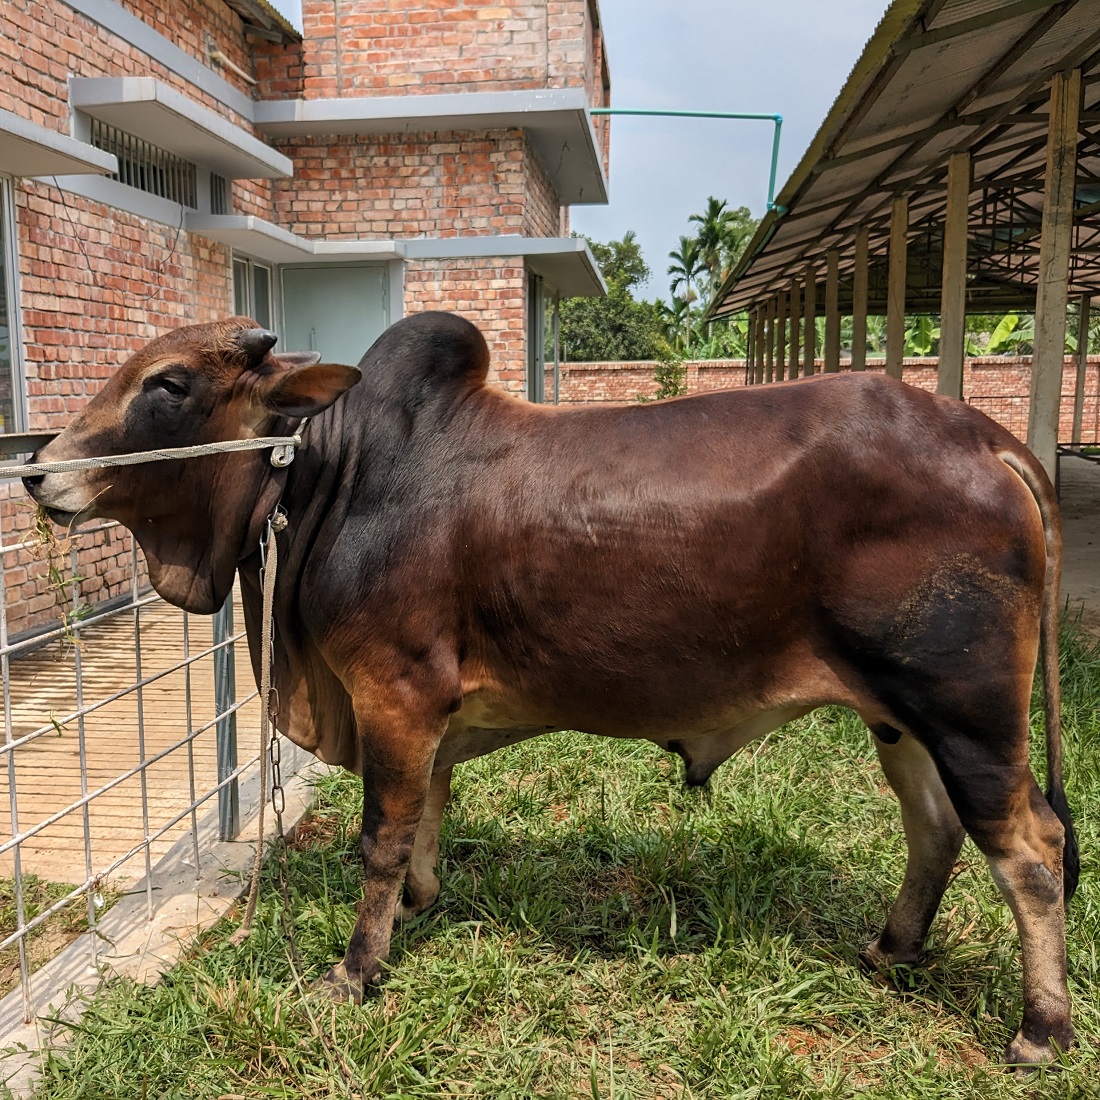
[238,328,278,361]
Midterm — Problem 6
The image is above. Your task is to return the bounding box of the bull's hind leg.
[396,766,452,922]
[863,730,964,968]
[922,732,1072,1063]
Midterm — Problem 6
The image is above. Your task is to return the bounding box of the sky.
[571,0,887,297]
[266,0,887,299]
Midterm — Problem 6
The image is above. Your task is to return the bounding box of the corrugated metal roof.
[222,0,301,43]
[709,0,1100,318]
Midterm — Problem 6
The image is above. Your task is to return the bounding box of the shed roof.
[708,0,1100,318]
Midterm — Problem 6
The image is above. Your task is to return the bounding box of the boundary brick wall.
[558,356,1100,445]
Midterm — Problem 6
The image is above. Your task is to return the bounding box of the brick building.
[0,0,610,632]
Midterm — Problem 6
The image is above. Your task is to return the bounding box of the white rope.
[2,434,301,480]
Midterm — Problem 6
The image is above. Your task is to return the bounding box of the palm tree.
[689,197,757,299]
[667,236,705,355]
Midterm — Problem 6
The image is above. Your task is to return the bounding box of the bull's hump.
[359,312,490,398]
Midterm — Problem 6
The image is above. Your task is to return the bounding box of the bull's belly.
[433,687,812,776]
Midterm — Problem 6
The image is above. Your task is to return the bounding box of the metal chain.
[229,507,300,966]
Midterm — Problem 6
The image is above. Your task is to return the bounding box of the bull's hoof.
[1004,1028,1072,1068]
[312,961,379,1004]
[859,935,920,972]
[395,876,440,923]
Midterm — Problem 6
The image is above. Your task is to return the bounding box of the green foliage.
[638,350,688,402]
[19,615,1100,1099]
[559,231,666,362]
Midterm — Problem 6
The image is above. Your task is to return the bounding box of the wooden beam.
[1072,294,1091,444]
[886,195,909,379]
[804,267,817,375]
[938,151,971,398]
[1028,68,1082,478]
[824,250,841,373]
[851,227,869,371]
[774,291,788,382]
[788,277,801,379]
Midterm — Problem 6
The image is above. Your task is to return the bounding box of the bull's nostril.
[22,474,45,491]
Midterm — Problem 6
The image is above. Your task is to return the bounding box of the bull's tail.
[1000,450,1079,904]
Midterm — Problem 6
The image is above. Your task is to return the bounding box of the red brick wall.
[272,130,534,237]
[285,0,603,100]
[557,355,1100,446]
[4,0,602,637]
[2,0,256,134]
[403,259,528,394]
[3,181,232,636]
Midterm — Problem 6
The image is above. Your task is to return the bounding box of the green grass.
[7,618,1100,1099]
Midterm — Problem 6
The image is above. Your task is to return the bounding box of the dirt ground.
[1059,452,1100,634]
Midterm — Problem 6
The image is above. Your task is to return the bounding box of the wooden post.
[938,152,971,399]
[1072,294,1091,445]
[886,195,908,380]
[804,266,817,376]
[1029,68,1082,479]
[775,291,788,382]
[764,298,775,383]
[824,249,840,373]
[851,227,869,372]
[745,310,755,385]
[788,278,801,379]
[754,304,766,384]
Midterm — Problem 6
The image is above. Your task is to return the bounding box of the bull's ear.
[257,362,362,417]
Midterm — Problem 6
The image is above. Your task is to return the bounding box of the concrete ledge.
[71,77,293,180]
[0,109,117,178]
[253,89,608,205]
[0,739,329,1098]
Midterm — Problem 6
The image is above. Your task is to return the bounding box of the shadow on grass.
[269,801,1011,1043]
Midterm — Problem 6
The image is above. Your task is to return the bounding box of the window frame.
[0,176,27,435]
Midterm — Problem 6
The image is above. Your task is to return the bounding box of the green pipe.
[589,107,786,211]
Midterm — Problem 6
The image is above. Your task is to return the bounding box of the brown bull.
[25,312,1077,1064]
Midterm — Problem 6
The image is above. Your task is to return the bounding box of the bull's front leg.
[318,697,444,1002]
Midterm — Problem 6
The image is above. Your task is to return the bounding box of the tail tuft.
[1046,781,1080,903]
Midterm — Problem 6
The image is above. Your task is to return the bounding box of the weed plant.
[7,618,1100,1099]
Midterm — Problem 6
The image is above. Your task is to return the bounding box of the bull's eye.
[145,374,189,400]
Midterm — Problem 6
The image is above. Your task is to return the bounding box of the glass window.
[251,264,272,330]
[0,179,22,434]
[233,256,273,330]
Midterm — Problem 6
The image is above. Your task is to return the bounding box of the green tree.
[667,236,706,355]
[559,232,666,362]
[689,197,756,300]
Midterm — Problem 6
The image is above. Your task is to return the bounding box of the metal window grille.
[89,120,198,208]
[0,463,307,1026]
[210,173,230,216]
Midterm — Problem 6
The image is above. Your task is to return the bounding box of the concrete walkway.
[1059,452,1100,635]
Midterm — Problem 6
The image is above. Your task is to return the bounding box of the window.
[210,174,230,216]
[233,257,273,329]
[0,178,23,434]
[89,119,198,207]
